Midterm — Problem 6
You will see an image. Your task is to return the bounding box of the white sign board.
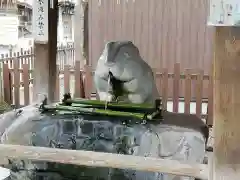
[0,16,18,45]
[208,0,240,26]
[32,0,48,43]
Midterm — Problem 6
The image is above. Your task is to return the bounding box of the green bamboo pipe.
[44,105,146,119]
[63,103,158,117]
[63,98,155,111]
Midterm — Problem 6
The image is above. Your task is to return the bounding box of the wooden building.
[88,0,214,74]
[86,0,215,99]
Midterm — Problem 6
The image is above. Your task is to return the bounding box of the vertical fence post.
[173,63,180,112]
[13,52,20,108]
[64,65,70,94]
[20,49,25,105]
[152,68,159,97]
[161,68,168,110]
[207,64,214,126]
[184,69,191,114]
[156,71,161,98]
[22,63,30,106]
[74,61,81,98]
[55,65,60,102]
[84,65,92,99]
[196,70,204,118]
[29,48,33,81]
[30,47,34,73]
[3,63,11,105]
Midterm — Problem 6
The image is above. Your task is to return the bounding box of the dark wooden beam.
[33,0,58,103]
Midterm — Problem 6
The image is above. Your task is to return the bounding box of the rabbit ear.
[104,41,137,64]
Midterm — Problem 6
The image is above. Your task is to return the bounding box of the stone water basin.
[0,104,208,180]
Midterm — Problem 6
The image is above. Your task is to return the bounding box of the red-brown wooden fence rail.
[0,46,213,126]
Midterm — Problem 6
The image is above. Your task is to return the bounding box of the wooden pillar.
[211,27,240,179]
[208,2,240,179]
[33,0,58,103]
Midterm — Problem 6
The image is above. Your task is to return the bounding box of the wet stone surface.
[4,113,154,180]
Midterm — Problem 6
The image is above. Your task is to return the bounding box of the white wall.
[18,0,32,6]
[0,15,19,46]
[17,37,33,50]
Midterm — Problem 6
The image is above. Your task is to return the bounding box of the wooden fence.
[0,47,213,125]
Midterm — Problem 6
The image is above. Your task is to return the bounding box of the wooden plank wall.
[88,0,215,98]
